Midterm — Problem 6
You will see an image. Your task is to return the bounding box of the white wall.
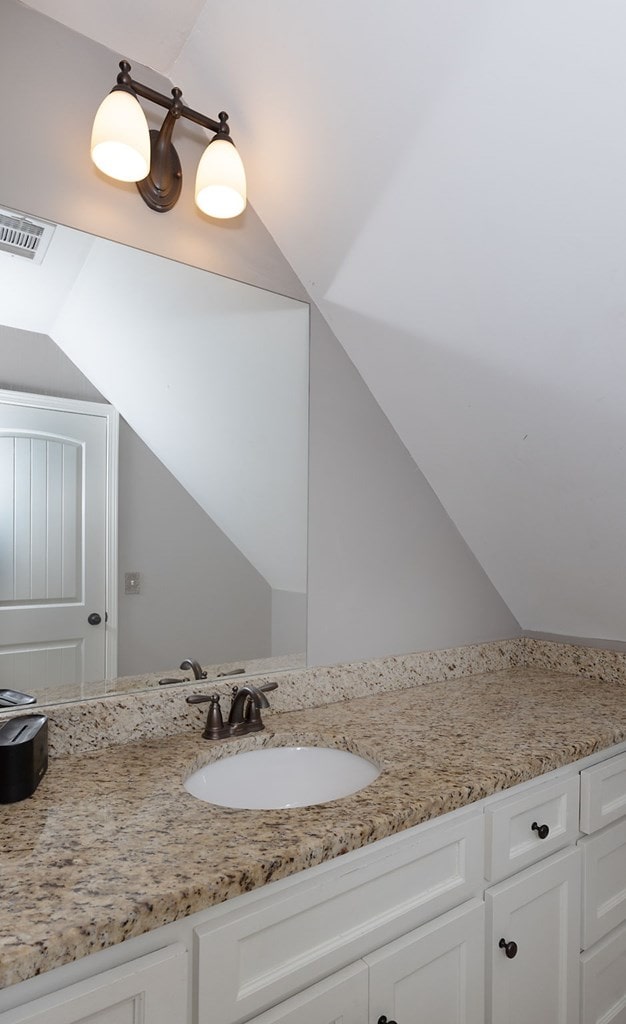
[307,309,519,665]
[176,0,626,644]
[271,590,306,657]
[0,0,521,670]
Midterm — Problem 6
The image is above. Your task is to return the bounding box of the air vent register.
[0,209,55,264]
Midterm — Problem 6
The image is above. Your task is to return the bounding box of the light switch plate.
[125,572,141,595]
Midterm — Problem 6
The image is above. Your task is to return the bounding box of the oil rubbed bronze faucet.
[186,682,278,740]
[180,658,207,680]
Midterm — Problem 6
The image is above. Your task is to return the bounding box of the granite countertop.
[2,666,626,990]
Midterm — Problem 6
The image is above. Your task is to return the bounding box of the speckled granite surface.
[1,638,523,757]
[1,665,626,989]
[522,637,626,683]
[29,637,626,709]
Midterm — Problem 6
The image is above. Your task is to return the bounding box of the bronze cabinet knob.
[499,938,518,959]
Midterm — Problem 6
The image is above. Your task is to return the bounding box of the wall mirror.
[0,206,309,710]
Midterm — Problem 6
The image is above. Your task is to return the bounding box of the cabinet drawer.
[195,810,483,1024]
[580,751,626,834]
[581,919,626,1024]
[580,817,626,948]
[484,775,579,882]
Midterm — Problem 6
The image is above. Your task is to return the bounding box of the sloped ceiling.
[21,0,626,640]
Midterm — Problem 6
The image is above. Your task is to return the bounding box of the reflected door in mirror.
[0,394,112,696]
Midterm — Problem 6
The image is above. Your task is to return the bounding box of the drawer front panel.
[580,818,626,948]
[195,812,483,1024]
[581,919,626,1024]
[485,775,579,882]
[581,752,626,834]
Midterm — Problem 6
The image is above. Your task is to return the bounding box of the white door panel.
[366,899,485,1024]
[0,393,117,691]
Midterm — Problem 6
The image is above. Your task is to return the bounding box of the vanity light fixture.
[91,61,247,220]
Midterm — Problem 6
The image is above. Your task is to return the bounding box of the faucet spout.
[228,684,270,730]
[180,658,207,680]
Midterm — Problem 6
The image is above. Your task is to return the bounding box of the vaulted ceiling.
[21,0,626,641]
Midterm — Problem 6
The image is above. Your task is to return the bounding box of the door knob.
[531,821,550,839]
[87,612,102,626]
[378,1017,398,1024]
[499,938,518,959]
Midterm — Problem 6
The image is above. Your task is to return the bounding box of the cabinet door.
[247,962,368,1024]
[486,847,580,1024]
[365,899,484,1024]
[0,944,188,1024]
[579,817,626,948]
[581,918,626,1024]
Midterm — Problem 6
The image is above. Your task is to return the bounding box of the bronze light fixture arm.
[115,61,231,136]
[111,60,235,213]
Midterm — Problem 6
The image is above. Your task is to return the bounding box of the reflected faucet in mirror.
[179,659,207,681]
[0,688,37,708]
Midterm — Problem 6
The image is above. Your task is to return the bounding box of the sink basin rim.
[184,744,381,810]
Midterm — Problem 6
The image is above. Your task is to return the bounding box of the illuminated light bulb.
[91,90,151,183]
[195,137,247,219]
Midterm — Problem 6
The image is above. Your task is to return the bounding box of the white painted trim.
[0,387,119,682]
[104,408,118,681]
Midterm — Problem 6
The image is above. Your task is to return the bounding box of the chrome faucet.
[180,658,207,680]
[186,681,278,739]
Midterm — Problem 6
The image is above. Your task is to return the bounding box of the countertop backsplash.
[2,636,625,758]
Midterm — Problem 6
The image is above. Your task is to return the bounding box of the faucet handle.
[186,693,230,740]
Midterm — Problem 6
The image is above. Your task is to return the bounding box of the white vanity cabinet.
[194,808,484,1024]
[578,751,626,1024]
[0,944,188,1024]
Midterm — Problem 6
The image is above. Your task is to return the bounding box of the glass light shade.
[91,90,151,183]
[195,138,247,219]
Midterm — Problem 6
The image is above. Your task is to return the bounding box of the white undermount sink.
[184,746,381,809]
